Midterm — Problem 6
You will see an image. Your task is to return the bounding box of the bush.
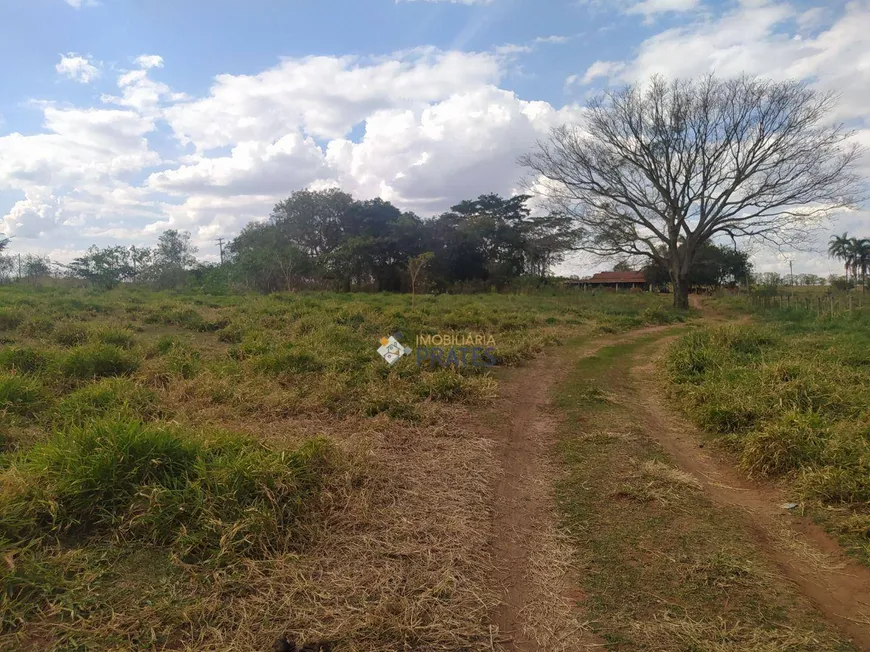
[0,420,335,563]
[0,347,50,374]
[0,374,48,416]
[57,377,159,425]
[60,345,139,380]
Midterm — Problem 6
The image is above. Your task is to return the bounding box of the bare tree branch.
[520,74,866,308]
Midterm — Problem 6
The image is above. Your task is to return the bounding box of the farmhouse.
[569,271,650,291]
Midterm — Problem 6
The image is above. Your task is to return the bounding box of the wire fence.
[749,293,868,318]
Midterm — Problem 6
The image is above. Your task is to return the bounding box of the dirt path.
[487,315,870,650]
[487,327,674,651]
[487,348,596,651]
[631,337,870,650]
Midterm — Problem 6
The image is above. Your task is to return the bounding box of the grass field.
[666,298,870,564]
[0,284,681,650]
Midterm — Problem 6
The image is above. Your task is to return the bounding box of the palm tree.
[828,232,853,283]
[854,238,870,292]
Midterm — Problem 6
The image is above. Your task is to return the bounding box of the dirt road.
[486,321,870,651]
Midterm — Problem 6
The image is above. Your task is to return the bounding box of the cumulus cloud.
[163,48,504,148]
[325,88,582,213]
[56,54,100,83]
[1,191,62,238]
[148,133,329,197]
[0,103,160,240]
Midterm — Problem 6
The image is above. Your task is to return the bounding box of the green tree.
[150,230,198,289]
[644,242,751,289]
[229,222,312,292]
[270,189,355,257]
[68,246,136,289]
[22,254,51,281]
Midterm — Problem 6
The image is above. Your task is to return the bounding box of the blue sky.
[0,0,867,277]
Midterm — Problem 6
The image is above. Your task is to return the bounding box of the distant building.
[566,270,650,291]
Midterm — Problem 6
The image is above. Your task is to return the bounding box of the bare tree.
[407,251,434,306]
[521,75,865,308]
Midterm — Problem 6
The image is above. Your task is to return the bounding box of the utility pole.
[17,253,21,280]
[216,238,225,265]
[789,259,794,287]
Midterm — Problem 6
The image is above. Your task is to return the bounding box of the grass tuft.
[0,420,335,564]
[60,344,140,380]
[0,374,48,417]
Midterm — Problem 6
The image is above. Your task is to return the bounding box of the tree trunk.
[673,275,690,309]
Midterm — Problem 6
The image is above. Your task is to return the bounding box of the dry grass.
[6,411,502,651]
[0,285,685,649]
[552,337,851,651]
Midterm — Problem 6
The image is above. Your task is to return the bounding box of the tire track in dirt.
[487,326,675,651]
[630,335,870,650]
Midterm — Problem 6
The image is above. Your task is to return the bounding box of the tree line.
[0,192,580,293]
[2,73,864,307]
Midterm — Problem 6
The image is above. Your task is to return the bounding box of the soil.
[486,327,674,651]
[485,312,870,650]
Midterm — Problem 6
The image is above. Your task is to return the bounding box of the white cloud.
[0,104,160,239]
[324,88,582,213]
[580,1,870,124]
[102,67,187,116]
[56,54,100,84]
[148,133,328,197]
[2,191,62,238]
[534,35,572,44]
[135,54,164,70]
[626,0,700,18]
[577,60,626,84]
[163,48,504,149]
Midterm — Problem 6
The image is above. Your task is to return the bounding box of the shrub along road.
[487,310,870,651]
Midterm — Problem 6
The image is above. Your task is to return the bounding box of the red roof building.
[566,270,650,290]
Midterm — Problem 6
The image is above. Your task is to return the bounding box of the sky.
[0,0,868,278]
